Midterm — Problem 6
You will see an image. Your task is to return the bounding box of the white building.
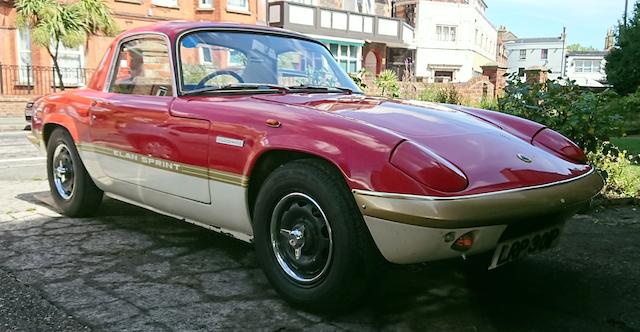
[505,36,566,80]
[565,51,609,88]
[413,0,498,83]
[267,0,415,75]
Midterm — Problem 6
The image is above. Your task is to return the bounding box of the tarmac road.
[0,131,638,331]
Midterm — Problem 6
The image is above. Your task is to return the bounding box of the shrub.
[475,97,499,111]
[498,73,624,151]
[348,68,368,91]
[615,88,640,134]
[588,142,640,199]
[418,85,462,104]
[374,69,400,98]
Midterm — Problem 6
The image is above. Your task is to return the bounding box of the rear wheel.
[253,159,381,310]
[47,128,103,217]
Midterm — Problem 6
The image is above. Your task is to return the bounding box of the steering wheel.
[195,70,244,89]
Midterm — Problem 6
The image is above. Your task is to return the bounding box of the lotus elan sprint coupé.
[30,22,603,308]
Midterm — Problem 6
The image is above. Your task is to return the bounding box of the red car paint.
[32,21,592,198]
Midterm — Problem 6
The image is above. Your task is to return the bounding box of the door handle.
[90,97,113,107]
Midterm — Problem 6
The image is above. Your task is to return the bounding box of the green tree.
[16,0,117,90]
[606,1,640,95]
[567,43,598,52]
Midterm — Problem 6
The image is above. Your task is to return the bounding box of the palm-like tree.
[15,0,118,90]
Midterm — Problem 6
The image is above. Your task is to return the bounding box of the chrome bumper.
[353,169,604,229]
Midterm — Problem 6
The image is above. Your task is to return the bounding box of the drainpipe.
[560,27,567,78]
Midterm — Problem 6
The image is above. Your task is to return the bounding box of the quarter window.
[109,38,174,96]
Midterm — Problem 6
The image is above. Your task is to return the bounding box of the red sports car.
[29,21,603,308]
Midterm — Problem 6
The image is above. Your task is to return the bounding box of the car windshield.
[178,31,361,94]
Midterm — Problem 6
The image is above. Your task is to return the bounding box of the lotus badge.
[517,153,533,163]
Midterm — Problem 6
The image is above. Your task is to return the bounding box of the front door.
[89,36,211,204]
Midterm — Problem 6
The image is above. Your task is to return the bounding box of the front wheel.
[253,159,381,310]
[46,128,103,217]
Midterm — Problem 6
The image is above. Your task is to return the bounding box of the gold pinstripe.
[76,143,248,187]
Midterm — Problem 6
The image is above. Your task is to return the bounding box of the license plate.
[488,225,562,270]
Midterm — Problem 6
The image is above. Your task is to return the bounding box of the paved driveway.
[1,131,639,331]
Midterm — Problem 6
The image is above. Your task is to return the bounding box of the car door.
[89,35,211,204]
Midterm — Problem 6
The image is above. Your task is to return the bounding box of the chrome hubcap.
[270,193,333,284]
[52,144,75,200]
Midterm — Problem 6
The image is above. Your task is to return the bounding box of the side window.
[109,38,174,96]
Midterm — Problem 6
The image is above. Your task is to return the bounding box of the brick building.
[0,0,263,94]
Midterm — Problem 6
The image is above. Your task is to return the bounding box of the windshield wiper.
[287,84,356,94]
[183,83,290,96]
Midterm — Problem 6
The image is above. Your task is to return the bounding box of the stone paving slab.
[0,118,29,132]
[0,180,638,331]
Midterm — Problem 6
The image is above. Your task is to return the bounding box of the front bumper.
[354,169,603,264]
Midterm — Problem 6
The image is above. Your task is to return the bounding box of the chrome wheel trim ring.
[52,143,75,200]
[270,192,334,284]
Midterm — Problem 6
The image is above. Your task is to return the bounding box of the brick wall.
[0,95,31,118]
[363,75,496,105]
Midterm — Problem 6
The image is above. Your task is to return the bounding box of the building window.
[436,25,457,42]
[198,0,212,9]
[228,50,245,67]
[519,49,526,60]
[152,0,178,7]
[54,44,85,86]
[327,42,360,73]
[227,0,248,11]
[434,70,453,83]
[200,47,213,64]
[541,49,548,60]
[575,59,601,73]
[518,67,525,77]
[16,28,32,84]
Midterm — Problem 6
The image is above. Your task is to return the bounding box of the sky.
[485,0,631,49]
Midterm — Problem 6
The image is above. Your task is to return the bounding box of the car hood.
[253,94,591,194]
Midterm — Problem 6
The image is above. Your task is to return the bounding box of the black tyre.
[253,159,381,310]
[46,128,103,217]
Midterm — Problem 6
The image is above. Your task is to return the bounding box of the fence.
[0,64,95,96]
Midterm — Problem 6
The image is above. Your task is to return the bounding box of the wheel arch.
[246,149,350,220]
[43,123,71,148]
[42,115,80,148]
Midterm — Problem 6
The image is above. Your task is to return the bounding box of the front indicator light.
[451,232,475,252]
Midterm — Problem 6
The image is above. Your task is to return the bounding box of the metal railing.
[0,64,95,96]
